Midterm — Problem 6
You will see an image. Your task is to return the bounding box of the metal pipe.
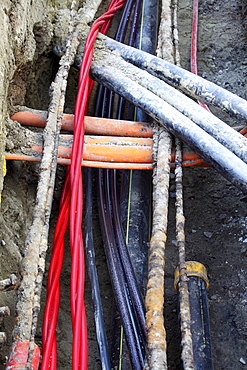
[145,128,172,370]
[141,1,169,369]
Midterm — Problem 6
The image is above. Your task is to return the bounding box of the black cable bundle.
[96,1,147,368]
[84,168,111,370]
[85,0,160,368]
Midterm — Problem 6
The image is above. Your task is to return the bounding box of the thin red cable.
[41,170,70,369]
[191,0,198,76]
[41,1,126,369]
[191,0,210,112]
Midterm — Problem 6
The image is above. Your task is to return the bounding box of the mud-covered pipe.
[91,64,247,193]
[74,38,247,162]
[103,37,247,123]
[95,60,247,163]
[175,262,213,370]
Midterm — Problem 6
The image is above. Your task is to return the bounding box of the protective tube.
[188,277,213,370]
[135,0,159,56]
[174,262,213,370]
[104,37,247,123]
[91,64,247,194]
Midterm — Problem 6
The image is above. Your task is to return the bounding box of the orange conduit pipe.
[10,110,153,137]
[32,135,153,163]
[5,133,207,168]
[9,112,210,167]
[5,153,206,168]
[10,109,247,141]
[4,154,154,169]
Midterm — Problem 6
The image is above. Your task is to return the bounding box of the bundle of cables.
[90,0,158,368]
[91,1,148,369]
[41,1,126,369]
[42,0,159,368]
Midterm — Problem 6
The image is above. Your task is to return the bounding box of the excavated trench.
[0,0,247,369]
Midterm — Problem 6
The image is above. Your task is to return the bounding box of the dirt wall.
[0,1,72,366]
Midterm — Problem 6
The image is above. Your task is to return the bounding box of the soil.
[0,0,247,369]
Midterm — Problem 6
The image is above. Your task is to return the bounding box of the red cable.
[191,0,199,76]
[41,1,126,369]
[191,0,210,112]
[41,170,70,369]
